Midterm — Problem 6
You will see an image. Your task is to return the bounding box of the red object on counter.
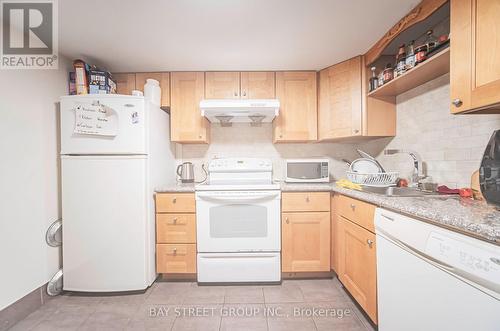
[459,188,473,198]
[437,185,460,194]
[397,178,409,187]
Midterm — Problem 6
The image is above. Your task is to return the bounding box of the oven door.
[195,190,281,252]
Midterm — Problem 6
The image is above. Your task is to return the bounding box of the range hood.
[200,99,279,126]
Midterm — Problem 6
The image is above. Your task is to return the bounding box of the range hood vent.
[200,99,279,125]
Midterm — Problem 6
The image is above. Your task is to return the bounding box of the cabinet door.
[274,72,317,142]
[113,73,136,95]
[318,57,362,140]
[205,72,241,99]
[282,212,330,272]
[451,0,500,113]
[338,217,377,324]
[240,72,275,99]
[135,72,170,108]
[170,72,210,143]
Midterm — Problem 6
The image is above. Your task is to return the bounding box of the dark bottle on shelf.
[425,29,438,52]
[395,44,406,77]
[369,66,379,92]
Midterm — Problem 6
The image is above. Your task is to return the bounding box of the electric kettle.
[177,162,195,183]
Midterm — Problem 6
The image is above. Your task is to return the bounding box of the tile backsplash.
[359,74,500,189]
[176,73,500,188]
[176,124,359,182]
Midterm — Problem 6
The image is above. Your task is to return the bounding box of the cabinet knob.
[172,248,177,255]
[172,197,177,203]
[367,239,374,248]
[234,92,238,97]
[305,196,310,202]
[452,99,463,107]
[350,203,356,211]
[279,134,283,138]
[242,91,247,97]
[285,217,289,224]
[173,217,177,224]
[198,134,202,139]
[353,129,359,134]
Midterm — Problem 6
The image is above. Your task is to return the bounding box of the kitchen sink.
[361,186,446,197]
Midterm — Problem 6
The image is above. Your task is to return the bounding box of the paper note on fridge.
[74,104,118,136]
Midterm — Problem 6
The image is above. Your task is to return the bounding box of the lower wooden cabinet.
[157,244,197,273]
[155,193,197,276]
[338,217,377,323]
[282,211,330,272]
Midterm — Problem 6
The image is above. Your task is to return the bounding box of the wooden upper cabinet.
[274,71,317,142]
[170,72,210,143]
[113,73,136,95]
[450,0,500,113]
[240,72,275,99]
[205,72,241,99]
[319,57,362,140]
[135,72,170,108]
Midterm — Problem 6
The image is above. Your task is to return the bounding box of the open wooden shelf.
[367,47,450,100]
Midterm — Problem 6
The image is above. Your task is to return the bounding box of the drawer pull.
[173,217,177,224]
[285,217,289,224]
[172,197,177,203]
[367,239,374,248]
[305,196,310,202]
[350,204,356,211]
[172,248,177,255]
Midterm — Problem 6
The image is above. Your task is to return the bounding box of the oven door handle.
[196,192,280,202]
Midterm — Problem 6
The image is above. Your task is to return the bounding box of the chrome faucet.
[384,149,426,187]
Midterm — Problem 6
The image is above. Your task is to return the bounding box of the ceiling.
[59,0,420,72]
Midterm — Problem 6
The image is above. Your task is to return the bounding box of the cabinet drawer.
[156,214,196,244]
[156,193,195,213]
[282,192,330,212]
[157,244,196,274]
[336,195,375,232]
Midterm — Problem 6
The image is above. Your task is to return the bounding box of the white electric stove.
[195,158,281,283]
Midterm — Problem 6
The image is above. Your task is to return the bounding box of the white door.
[60,95,146,155]
[196,191,281,252]
[62,155,149,292]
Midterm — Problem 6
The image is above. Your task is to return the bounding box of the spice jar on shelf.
[383,63,394,84]
[425,29,438,52]
[405,40,416,70]
[415,44,428,65]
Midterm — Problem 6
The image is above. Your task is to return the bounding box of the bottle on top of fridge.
[405,40,416,70]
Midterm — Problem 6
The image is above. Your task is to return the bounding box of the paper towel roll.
[144,79,161,106]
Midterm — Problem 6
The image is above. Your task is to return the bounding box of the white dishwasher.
[374,208,500,331]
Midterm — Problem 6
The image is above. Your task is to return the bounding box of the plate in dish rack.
[347,171,399,187]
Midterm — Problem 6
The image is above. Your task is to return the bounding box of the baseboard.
[281,271,334,279]
[0,283,52,331]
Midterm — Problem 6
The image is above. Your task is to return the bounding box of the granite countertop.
[156,182,500,245]
[155,183,196,192]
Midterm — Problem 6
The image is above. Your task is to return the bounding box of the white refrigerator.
[60,94,175,292]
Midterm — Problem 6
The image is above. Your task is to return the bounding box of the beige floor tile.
[126,304,177,331]
[308,301,366,331]
[263,283,304,303]
[8,305,58,331]
[267,317,316,331]
[146,282,192,305]
[171,304,223,331]
[182,285,226,304]
[224,286,265,304]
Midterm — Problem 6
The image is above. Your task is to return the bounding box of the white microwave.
[285,158,330,183]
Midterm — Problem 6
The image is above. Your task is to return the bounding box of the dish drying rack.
[347,171,399,187]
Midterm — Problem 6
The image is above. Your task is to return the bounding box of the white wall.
[359,74,500,188]
[0,60,70,310]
